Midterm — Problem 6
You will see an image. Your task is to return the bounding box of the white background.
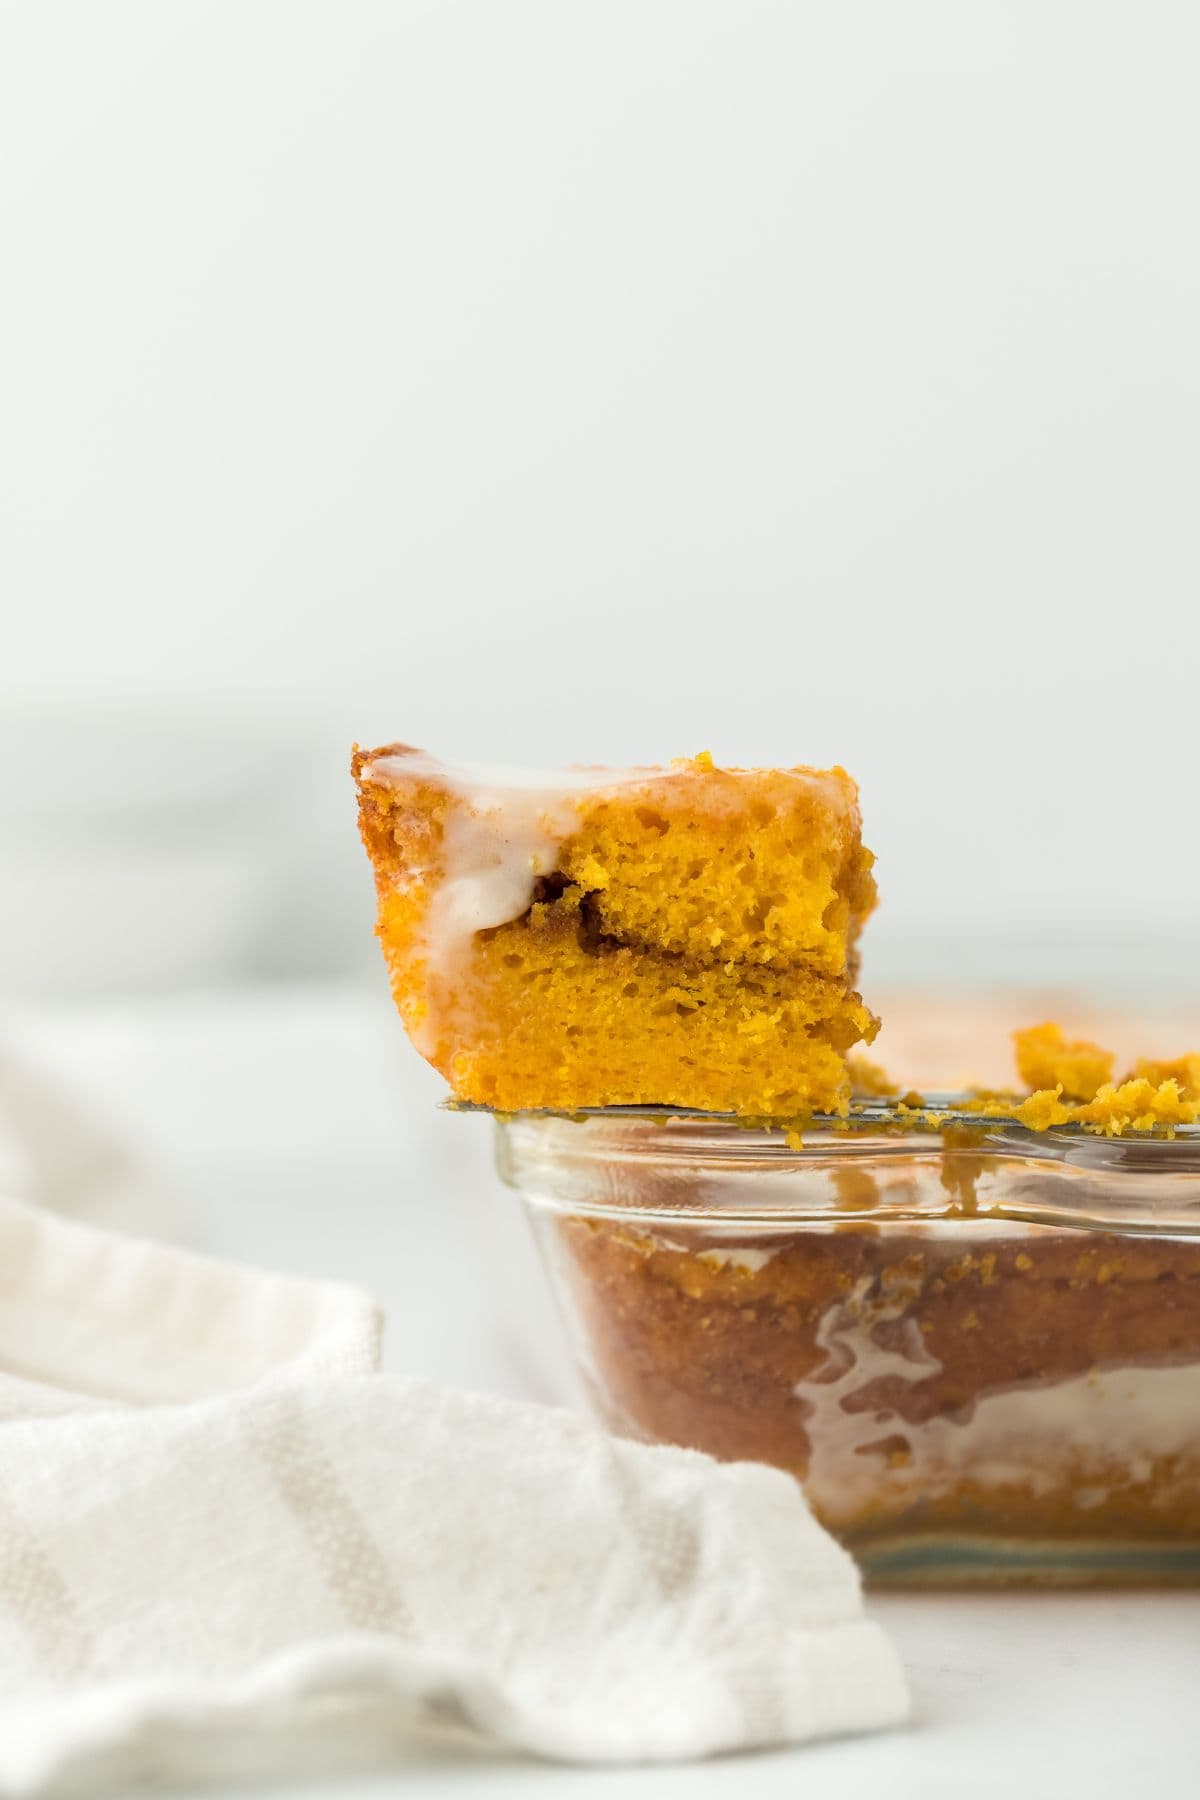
[3,1,1199,991]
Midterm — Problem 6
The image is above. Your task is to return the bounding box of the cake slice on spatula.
[353,745,878,1118]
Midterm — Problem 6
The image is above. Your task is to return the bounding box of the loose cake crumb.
[1013,1021,1114,1101]
[972,1029,1200,1135]
[1129,1054,1200,1099]
[1012,1087,1074,1131]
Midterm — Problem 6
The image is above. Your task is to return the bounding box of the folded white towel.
[0,1195,908,1793]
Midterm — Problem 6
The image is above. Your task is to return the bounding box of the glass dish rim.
[488,1100,1200,1238]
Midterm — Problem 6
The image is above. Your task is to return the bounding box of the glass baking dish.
[495,1108,1200,1586]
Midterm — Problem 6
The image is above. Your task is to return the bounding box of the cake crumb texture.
[354,746,878,1116]
[1013,1021,1114,1101]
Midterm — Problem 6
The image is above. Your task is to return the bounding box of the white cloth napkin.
[0,1194,908,1793]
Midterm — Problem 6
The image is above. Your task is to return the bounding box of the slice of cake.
[353,745,879,1116]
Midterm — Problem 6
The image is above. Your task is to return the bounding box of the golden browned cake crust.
[354,745,878,1116]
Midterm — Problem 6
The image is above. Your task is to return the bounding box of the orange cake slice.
[353,745,879,1116]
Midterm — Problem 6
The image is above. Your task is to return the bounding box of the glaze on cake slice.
[353,745,878,1116]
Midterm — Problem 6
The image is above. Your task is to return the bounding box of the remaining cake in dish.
[1012,1021,1114,1101]
[353,744,879,1116]
[552,1200,1200,1579]
[497,1108,1200,1585]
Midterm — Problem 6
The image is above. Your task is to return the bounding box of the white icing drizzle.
[361,749,659,797]
[697,1246,776,1273]
[361,752,670,1050]
[427,792,582,962]
[360,753,659,994]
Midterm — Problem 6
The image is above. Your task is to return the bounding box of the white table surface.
[10,984,1200,1800]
